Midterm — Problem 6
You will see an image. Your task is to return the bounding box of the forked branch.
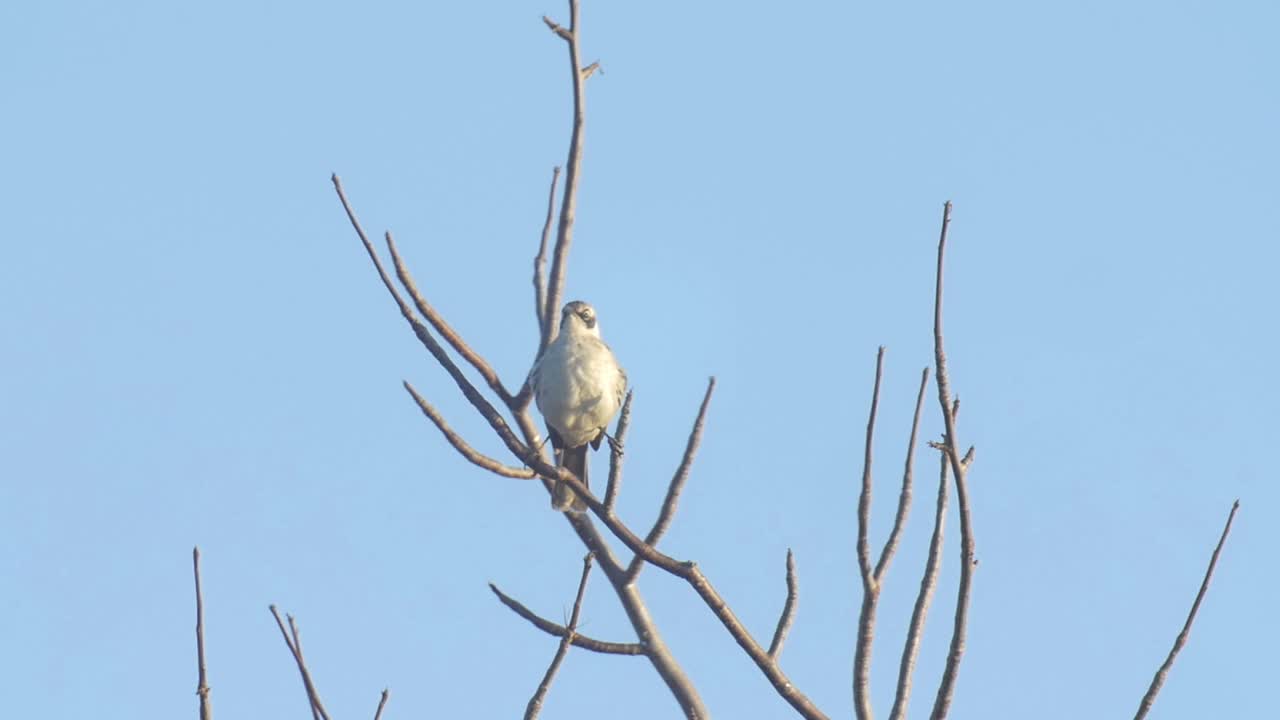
[269,606,332,720]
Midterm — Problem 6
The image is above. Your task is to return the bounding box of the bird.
[528,300,628,512]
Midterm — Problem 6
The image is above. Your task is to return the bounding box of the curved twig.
[490,580,645,656]
[767,549,799,660]
[533,166,562,336]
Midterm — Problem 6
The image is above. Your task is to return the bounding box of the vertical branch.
[928,200,977,720]
[1133,500,1241,720]
[853,347,886,720]
[603,389,634,512]
[193,547,212,720]
[526,554,596,720]
[888,454,950,720]
[540,0,589,353]
[533,166,562,334]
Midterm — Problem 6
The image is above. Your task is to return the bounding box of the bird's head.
[561,300,601,337]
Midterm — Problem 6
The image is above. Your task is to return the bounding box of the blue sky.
[2,1,1276,717]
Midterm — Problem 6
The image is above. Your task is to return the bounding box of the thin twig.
[1133,500,1240,720]
[373,689,390,720]
[490,582,646,655]
[888,453,950,720]
[768,549,799,660]
[603,389,634,512]
[853,347,885,720]
[539,0,589,354]
[386,231,518,405]
[929,200,976,720]
[624,377,716,583]
[403,381,536,478]
[269,606,332,720]
[526,553,596,719]
[875,367,930,582]
[533,166,562,336]
[333,175,419,327]
[193,547,212,720]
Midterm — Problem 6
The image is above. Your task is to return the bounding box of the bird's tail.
[553,445,589,513]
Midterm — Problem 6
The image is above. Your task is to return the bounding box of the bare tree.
[187,3,1243,718]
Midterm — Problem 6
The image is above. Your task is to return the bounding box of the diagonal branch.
[525,553,596,720]
[270,606,332,720]
[386,231,518,405]
[888,453,950,720]
[875,367,930,582]
[767,549,799,660]
[193,547,212,720]
[404,381,537,479]
[624,377,716,583]
[539,0,591,354]
[603,389,634,512]
[1133,500,1241,720]
[853,347,886,720]
[333,174,420,328]
[490,581,646,656]
[373,689,389,720]
[929,200,977,720]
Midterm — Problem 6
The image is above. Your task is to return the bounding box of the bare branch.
[853,347,885,720]
[888,453,950,720]
[580,61,601,80]
[333,175,419,327]
[525,553,596,720]
[929,200,976,720]
[269,606,331,720]
[193,547,212,720]
[373,689,389,720]
[625,377,716,582]
[683,566,829,720]
[875,367,930,582]
[1134,500,1241,720]
[386,231,518,405]
[539,0,589,354]
[533,167,562,336]
[490,582,646,656]
[603,389,634,512]
[767,549,799,660]
[403,382,537,479]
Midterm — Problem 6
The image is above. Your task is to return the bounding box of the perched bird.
[529,301,627,512]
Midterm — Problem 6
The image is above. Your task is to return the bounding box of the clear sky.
[2,1,1275,718]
